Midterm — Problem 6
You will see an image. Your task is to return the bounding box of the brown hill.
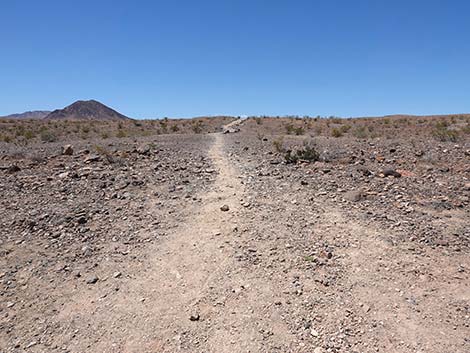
[0,110,51,120]
[44,100,131,121]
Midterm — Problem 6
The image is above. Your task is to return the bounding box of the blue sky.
[1,0,469,118]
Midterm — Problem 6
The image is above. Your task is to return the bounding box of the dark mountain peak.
[44,100,131,121]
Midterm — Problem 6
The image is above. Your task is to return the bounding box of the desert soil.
[1,119,469,353]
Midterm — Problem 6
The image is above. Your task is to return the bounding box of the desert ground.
[0,115,469,352]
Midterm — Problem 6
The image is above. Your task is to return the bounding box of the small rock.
[189,313,200,321]
[77,216,87,225]
[344,190,364,202]
[7,165,21,174]
[310,328,320,337]
[62,145,74,156]
[58,171,69,179]
[136,144,151,155]
[85,155,100,163]
[380,169,402,178]
[220,205,230,212]
[26,341,37,349]
[356,166,371,176]
[86,275,99,284]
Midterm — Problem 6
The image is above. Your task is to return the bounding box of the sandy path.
[55,133,293,352]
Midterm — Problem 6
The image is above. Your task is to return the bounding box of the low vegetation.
[1,115,469,146]
[272,138,320,164]
[284,144,320,164]
[242,114,470,142]
[0,117,234,144]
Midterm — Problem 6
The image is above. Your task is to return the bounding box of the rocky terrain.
[0,115,469,352]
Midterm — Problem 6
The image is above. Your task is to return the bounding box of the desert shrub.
[284,144,320,164]
[159,120,168,133]
[24,130,35,139]
[352,126,368,139]
[460,123,470,135]
[398,118,410,125]
[314,125,323,135]
[94,145,117,164]
[255,117,263,125]
[433,124,459,142]
[285,123,295,134]
[272,138,285,153]
[331,128,343,138]
[171,125,180,132]
[435,120,449,129]
[101,132,109,139]
[294,127,305,135]
[2,135,12,143]
[82,125,90,133]
[340,124,351,133]
[116,129,127,138]
[15,125,25,136]
[40,130,57,142]
[330,118,342,124]
[192,122,203,134]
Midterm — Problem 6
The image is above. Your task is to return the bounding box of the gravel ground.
[0,119,469,353]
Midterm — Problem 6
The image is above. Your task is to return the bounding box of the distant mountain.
[0,110,51,119]
[44,100,131,121]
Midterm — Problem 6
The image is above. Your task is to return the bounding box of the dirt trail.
[27,132,468,353]
[56,133,293,352]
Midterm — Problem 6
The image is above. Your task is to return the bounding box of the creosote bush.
[294,127,305,135]
[284,145,320,164]
[331,128,343,138]
[352,126,368,139]
[116,129,127,138]
[272,138,284,153]
[192,121,203,134]
[94,145,118,164]
[432,121,459,142]
[40,130,57,142]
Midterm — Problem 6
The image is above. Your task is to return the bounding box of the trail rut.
[58,133,293,352]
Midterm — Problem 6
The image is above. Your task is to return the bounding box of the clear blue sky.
[1,0,470,118]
